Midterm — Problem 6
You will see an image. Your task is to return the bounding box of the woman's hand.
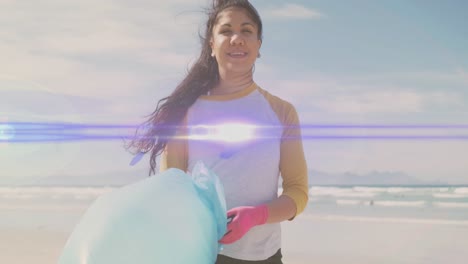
[219,204,269,244]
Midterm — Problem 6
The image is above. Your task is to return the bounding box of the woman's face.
[210,7,262,76]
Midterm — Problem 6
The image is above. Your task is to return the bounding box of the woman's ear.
[257,40,262,58]
[210,39,215,57]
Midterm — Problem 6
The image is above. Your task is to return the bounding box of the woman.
[127,0,309,263]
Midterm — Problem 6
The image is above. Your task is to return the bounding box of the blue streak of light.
[2,121,468,143]
[4,122,137,132]
[297,124,468,129]
[299,135,468,140]
[5,122,468,130]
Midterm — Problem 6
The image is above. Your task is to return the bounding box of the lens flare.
[1,121,468,144]
[189,123,256,143]
[3,121,468,166]
[213,123,256,142]
[0,122,15,141]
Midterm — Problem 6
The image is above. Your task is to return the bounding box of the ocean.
[1,185,467,263]
[304,186,468,223]
[1,185,467,229]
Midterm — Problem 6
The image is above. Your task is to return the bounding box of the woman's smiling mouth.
[227,52,248,58]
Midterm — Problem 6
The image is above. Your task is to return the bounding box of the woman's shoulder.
[255,84,297,113]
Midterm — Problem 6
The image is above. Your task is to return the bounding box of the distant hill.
[16,169,149,187]
[7,168,447,187]
[307,170,446,186]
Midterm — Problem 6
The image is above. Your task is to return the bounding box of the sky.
[1,0,467,185]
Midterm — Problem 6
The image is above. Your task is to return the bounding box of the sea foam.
[433,202,468,209]
[373,200,426,208]
[299,214,468,226]
[0,187,114,200]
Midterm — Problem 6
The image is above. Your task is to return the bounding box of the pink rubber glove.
[219,204,269,244]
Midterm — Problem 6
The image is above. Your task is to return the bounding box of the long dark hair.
[126,0,263,176]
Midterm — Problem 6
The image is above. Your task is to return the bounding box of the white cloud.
[347,71,468,88]
[456,68,468,85]
[0,0,204,98]
[316,89,464,115]
[263,4,324,20]
[255,69,467,118]
[317,91,425,114]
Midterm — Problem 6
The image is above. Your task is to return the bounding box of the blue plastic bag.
[58,161,227,264]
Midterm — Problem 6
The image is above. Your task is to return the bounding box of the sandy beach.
[281,215,468,264]
[2,207,468,264]
[0,228,69,264]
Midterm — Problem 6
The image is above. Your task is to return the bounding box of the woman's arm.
[265,195,297,223]
[277,104,309,220]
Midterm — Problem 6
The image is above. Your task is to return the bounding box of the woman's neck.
[210,71,254,95]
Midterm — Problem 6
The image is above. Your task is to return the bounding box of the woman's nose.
[230,33,245,46]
